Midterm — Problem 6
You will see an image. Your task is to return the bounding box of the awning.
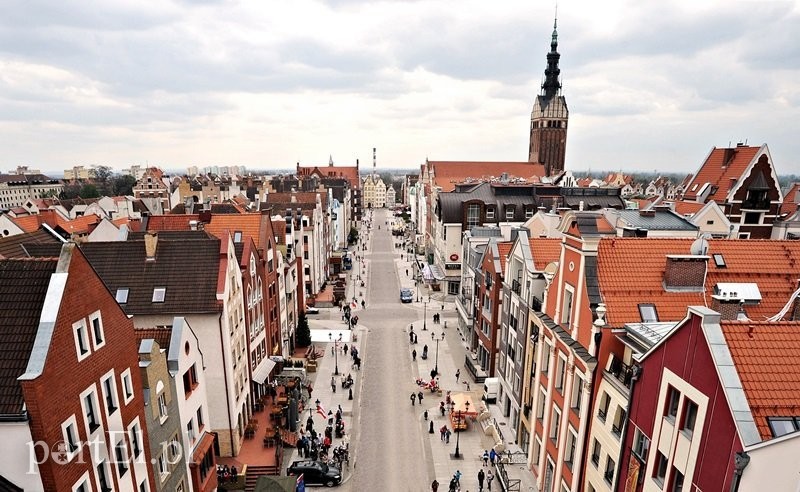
[252,358,277,385]
[451,393,478,416]
[430,264,445,281]
[191,432,215,464]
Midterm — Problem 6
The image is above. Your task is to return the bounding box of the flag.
[316,402,326,419]
[296,473,305,492]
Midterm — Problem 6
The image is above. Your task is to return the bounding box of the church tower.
[528,17,568,177]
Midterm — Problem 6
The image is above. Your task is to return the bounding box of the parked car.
[400,288,414,303]
[287,460,342,487]
[306,307,320,315]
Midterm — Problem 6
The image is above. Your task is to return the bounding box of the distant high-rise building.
[528,17,568,177]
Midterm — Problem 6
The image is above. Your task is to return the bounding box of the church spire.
[541,13,561,99]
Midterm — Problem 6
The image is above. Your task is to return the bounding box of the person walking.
[483,450,489,466]
[418,391,424,403]
[410,393,417,406]
[455,369,460,382]
[440,425,447,441]
[477,469,485,491]
[431,479,439,492]
[445,428,451,443]
[412,349,417,361]
[331,376,336,393]
[486,470,494,491]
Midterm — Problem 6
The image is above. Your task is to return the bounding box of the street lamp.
[328,333,339,376]
[453,400,470,459]
[423,301,428,331]
[433,332,445,377]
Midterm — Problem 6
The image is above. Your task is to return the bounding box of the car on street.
[306,307,320,315]
[287,460,342,487]
[400,288,414,303]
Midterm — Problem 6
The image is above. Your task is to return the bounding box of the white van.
[483,377,499,403]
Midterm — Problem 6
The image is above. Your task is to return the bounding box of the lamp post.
[423,301,428,331]
[453,410,463,459]
[329,333,339,376]
[433,332,445,377]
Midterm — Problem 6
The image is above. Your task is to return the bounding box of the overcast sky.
[1,0,799,176]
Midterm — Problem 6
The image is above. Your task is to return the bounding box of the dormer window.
[234,231,242,243]
[486,208,495,219]
[152,287,166,303]
[506,207,515,220]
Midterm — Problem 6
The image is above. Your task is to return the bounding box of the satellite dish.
[690,237,709,255]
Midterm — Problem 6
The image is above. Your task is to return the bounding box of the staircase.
[244,465,279,492]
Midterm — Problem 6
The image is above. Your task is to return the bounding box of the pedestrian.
[412,349,417,361]
[489,448,497,464]
[424,410,428,420]
[331,376,336,393]
[232,465,238,482]
[455,369,460,382]
[440,401,446,416]
[448,478,457,492]
[486,470,494,490]
[409,331,414,344]
[418,391,424,402]
[440,425,447,441]
[483,450,489,466]
[454,470,462,486]
[478,469,485,491]
[464,381,471,391]
[343,343,348,354]
[414,333,418,344]
[445,428,451,443]
[432,479,439,492]
[406,268,408,276]
[361,299,365,308]
[411,393,416,406]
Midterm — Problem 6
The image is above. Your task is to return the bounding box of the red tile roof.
[671,201,704,216]
[596,238,800,326]
[529,238,562,270]
[56,214,100,234]
[497,242,512,274]
[205,215,267,251]
[145,215,199,231]
[721,321,800,440]
[266,192,326,208]
[297,164,360,189]
[134,327,173,350]
[427,161,547,192]
[780,183,800,216]
[684,145,761,202]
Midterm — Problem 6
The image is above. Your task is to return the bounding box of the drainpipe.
[218,312,235,455]
[612,364,641,492]
[730,451,750,492]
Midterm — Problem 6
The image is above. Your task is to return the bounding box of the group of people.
[216,464,238,483]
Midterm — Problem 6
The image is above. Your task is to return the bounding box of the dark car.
[400,288,414,303]
[287,460,342,487]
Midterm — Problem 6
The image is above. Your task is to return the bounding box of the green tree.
[59,183,81,199]
[93,165,114,196]
[112,175,136,196]
[79,184,100,198]
[296,313,311,347]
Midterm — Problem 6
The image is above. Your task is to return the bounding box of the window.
[632,427,651,461]
[197,407,205,429]
[82,390,100,433]
[73,320,90,360]
[97,460,112,492]
[152,287,166,303]
[670,468,684,492]
[653,452,668,485]
[129,421,142,458]
[115,288,129,303]
[550,405,561,443]
[598,392,610,421]
[605,456,616,484]
[571,376,584,411]
[665,386,680,420]
[102,375,118,415]
[187,419,196,442]
[564,427,577,469]
[541,343,551,375]
[158,393,168,420]
[712,253,726,268]
[73,474,91,492]
[537,387,546,420]
[562,286,574,325]
[638,304,659,323]
[234,231,242,243]
[121,369,134,404]
[591,438,601,466]
[486,208,495,219]
[157,454,167,477]
[505,207,515,220]
[681,399,698,436]
[61,416,80,457]
[555,355,566,392]
[532,436,542,466]
[767,417,800,438]
[525,208,534,218]
[115,440,128,476]
[743,212,761,224]
[612,407,626,438]
[183,364,198,396]
[139,480,149,492]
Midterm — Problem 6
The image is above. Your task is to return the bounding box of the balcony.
[531,296,543,313]
[741,198,770,210]
[511,279,521,295]
[607,356,634,390]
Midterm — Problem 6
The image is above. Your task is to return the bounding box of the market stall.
[449,393,478,431]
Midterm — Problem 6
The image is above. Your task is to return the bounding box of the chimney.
[639,209,656,217]
[664,255,708,290]
[189,220,198,231]
[711,295,742,320]
[144,232,158,261]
